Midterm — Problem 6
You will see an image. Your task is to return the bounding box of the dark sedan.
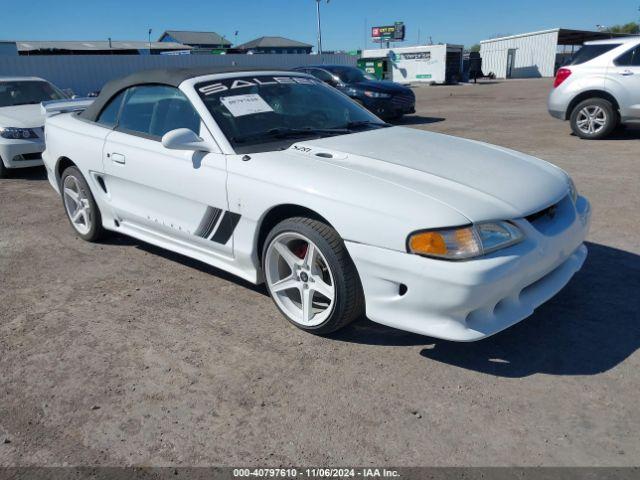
[293,65,415,120]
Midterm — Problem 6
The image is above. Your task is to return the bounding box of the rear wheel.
[570,98,617,140]
[60,166,105,242]
[262,217,364,335]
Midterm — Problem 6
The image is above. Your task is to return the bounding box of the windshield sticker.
[198,76,319,97]
[220,93,274,117]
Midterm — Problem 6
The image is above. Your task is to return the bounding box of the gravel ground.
[1,78,639,467]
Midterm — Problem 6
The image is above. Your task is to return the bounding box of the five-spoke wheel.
[63,174,93,235]
[265,232,335,327]
[262,217,364,334]
[60,166,104,241]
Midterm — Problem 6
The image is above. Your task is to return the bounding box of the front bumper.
[360,96,416,119]
[346,195,591,341]
[0,137,45,169]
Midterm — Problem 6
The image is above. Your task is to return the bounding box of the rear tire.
[60,166,105,242]
[570,98,617,140]
[262,217,364,335]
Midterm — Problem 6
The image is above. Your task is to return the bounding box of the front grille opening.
[13,153,42,162]
[526,201,560,224]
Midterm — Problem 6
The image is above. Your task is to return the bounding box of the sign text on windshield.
[198,76,319,97]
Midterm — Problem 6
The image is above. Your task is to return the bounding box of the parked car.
[0,76,67,178]
[549,37,640,139]
[293,65,415,120]
[42,68,590,341]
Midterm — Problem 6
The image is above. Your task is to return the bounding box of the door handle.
[620,70,634,76]
[111,153,126,164]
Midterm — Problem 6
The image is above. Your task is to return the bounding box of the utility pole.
[315,0,329,54]
[364,17,367,51]
[148,28,152,53]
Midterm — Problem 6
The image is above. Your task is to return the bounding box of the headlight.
[364,90,391,98]
[567,177,578,203]
[407,221,524,260]
[0,127,39,140]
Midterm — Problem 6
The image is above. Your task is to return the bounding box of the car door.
[101,85,234,257]
[608,45,640,120]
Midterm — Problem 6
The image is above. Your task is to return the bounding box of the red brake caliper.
[293,243,308,260]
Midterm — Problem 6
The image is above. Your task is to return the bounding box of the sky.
[2,0,638,50]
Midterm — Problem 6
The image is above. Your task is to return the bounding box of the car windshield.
[325,67,376,83]
[566,44,621,66]
[196,75,389,153]
[0,80,66,107]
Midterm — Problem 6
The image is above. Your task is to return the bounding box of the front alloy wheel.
[263,217,364,334]
[266,232,335,326]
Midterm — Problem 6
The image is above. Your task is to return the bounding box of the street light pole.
[148,28,152,53]
[315,0,329,55]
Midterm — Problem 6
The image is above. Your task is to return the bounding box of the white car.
[0,76,67,177]
[549,37,640,139]
[42,68,591,341]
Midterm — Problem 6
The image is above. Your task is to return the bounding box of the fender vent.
[96,176,108,194]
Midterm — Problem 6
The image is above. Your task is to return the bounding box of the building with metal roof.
[232,36,313,54]
[158,31,232,50]
[480,28,638,78]
[15,40,191,56]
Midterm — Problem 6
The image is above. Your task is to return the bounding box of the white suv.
[548,37,640,139]
[0,76,67,178]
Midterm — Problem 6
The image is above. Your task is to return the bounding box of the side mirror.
[161,128,212,153]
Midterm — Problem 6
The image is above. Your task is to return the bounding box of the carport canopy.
[557,28,637,45]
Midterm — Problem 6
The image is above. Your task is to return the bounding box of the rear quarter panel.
[44,113,112,187]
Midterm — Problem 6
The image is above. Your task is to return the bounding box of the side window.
[568,44,621,65]
[117,85,201,138]
[615,47,634,66]
[310,69,335,83]
[96,90,126,127]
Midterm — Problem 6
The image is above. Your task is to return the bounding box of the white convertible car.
[0,76,67,178]
[41,68,591,341]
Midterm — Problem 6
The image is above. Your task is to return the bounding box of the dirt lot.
[1,78,639,467]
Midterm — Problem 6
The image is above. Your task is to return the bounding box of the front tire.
[570,98,617,140]
[0,158,8,179]
[60,166,105,242]
[262,217,364,335]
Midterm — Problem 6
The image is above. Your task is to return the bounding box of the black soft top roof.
[80,66,289,122]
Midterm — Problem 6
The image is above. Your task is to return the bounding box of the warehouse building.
[480,28,636,78]
[14,40,191,55]
[158,30,232,52]
[232,36,313,54]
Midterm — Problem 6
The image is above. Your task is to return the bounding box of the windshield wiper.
[232,127,350,144]
[342,120,392,130]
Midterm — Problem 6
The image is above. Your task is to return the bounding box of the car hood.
[351,79,411,94]
[0,104,45,128]
[290,127,569,222]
